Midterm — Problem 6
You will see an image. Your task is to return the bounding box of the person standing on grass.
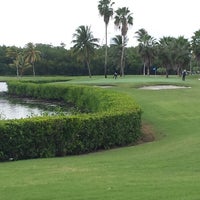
[182,69,186,81]
[113,71,118,79]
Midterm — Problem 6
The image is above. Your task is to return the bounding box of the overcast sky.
[0,0,200,48]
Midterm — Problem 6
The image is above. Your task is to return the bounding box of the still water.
[0,82,70,120]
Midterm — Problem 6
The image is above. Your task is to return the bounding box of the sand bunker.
[140,85,191,90]
[94,85,113,88]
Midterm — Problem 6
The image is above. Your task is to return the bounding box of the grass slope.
[0,75,200,200]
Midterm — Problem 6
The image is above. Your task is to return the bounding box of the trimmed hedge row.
[0,81,142,161]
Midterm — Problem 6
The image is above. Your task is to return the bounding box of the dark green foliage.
[0,44,143,76]
[0,81,141,161]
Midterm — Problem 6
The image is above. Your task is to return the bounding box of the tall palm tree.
[98,0,115,78]
[24,42,41,76]
[114,7,133,76]
[147,37,157,75]
[111,35,128,72]
[135,28,150,75]
[72,25,99,78]
[135,28,157,75]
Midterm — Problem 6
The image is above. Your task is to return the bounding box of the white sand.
[140,85,191,90]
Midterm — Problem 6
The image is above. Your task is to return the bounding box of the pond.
[0,82,73,120]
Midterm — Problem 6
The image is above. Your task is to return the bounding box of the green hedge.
[0,81,142,161]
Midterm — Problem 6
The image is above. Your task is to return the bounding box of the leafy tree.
[24,42,41,76]
[6,46,19,60]
[98,0,115,78]
[0,46,10,75]
[158,36,190,77]
[191,30,200,70]
[72,25,99,78]
[114,7,133,76]
[90,47,105,75]
[125,46,141,75]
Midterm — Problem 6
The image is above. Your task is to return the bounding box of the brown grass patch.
[137,122,155,144]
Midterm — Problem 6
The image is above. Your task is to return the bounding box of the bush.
[0,81,142,161]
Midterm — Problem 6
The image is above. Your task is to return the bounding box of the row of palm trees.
[6,43,41,76]
[71,0,200,78]
[135,28,157,76]
[6,1,200,78]
[72,0,133,78]
[98,0,133,77]
[134,28,200,77]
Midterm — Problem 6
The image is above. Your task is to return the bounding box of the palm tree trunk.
[86,60,92,78]
[147,67,150,76]
[177,64,180,76]
[19,68,23,77]
[166,65,169,78]
[120,48,124,76]
[143,61,146,76]
[147,58,151,76]
[120,35,125,77]
[16,66,19,77]
[32,63,35,76]
[104,24,108,78]
[85,49,92,78]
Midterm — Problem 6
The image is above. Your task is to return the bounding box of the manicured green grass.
[1,75,200,200]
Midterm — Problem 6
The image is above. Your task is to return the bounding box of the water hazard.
[0,82,72,120]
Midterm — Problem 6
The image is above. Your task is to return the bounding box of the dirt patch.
[136,122,155,144]
[140,85,191,90]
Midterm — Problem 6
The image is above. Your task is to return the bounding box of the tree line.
[0,43,141,76]
[1,0,200,77]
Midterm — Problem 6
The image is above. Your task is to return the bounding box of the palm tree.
[9,52,31,77]
[98,0,115,78]
[17,53,32,76]
[6,46,20,77]
[24,42,41,76]
[135,28,150,75]
[147,37,157,75]
[111,35,128,72]
[174,36,190,75]
[135,28,157,75]
[114,7,133,76]
[158,36,190,77]
[72,25,99,78]
[158,36,176,78]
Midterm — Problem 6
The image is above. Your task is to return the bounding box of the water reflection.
[0,82,7,92]
[0,98,43,119]
[0,82,72,120]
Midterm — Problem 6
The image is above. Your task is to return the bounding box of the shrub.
[0,81,142,161]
